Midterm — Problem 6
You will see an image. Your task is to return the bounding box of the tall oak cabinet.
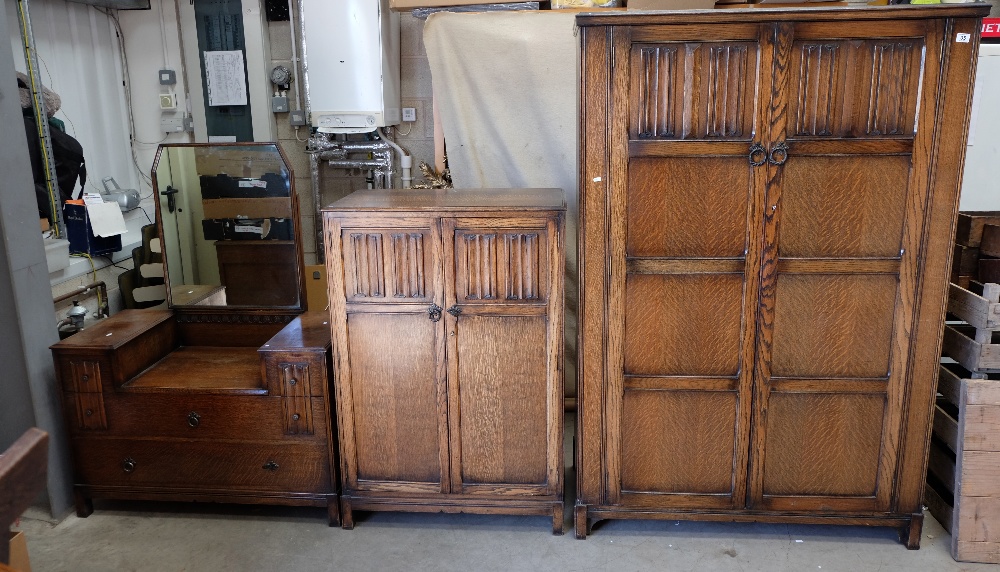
[575,6,989,546]
[323,188,566,532]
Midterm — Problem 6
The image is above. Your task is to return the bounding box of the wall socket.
[402,107,417,122]
[290,110,306,126]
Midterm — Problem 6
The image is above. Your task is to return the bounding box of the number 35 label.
[957,33,971,43]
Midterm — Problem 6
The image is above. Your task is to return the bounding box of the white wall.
[960,44,1000,211]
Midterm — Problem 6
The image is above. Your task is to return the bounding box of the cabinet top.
[323,188,566,213]
[576,4,990,26]
[50,309,173,351]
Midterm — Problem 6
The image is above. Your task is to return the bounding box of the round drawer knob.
[288,378,297,386]
[187,411,201,428]
[122,457,137,473]
[85,409,93,417]
[292,413,300,421]
[81,375,89,382]
[262,460,279,471]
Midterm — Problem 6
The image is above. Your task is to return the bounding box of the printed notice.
[204,50,248,107]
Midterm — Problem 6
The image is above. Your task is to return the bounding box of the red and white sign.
[984,19,1000,39]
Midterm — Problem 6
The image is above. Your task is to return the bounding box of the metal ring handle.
[749,142,767,167]
[187,411,201,428]
[122,457,137,473]
[447,305,462,318]
[768,142,789,166]
[263,460,279,471]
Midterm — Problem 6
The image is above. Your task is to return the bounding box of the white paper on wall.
[204,50,248,107]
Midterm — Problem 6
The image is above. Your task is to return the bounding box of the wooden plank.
[924,482,954,533]
[943,324,1000,372]
[926,439,956,495]
[956,496,1000,543]
[947,283,1000,330]
[933,404,959,453]
[963,404,1000,452]
[981,258,1000,284]
[958,451,1000,497]
[937,365,962,408]
[981,225,1000,258]
[956,212,1000,248]
[954,541,1000,564]
[966,377,1000,406]
[954,244,981,275]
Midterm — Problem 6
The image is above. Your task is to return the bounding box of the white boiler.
[300,0,400,134]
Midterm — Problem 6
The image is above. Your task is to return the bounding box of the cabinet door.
[748,20,943,513]
[604,24,768,510]
[443,216,563,496]
[325,215,450,494]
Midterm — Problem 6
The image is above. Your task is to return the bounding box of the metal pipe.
[53,281,109,319]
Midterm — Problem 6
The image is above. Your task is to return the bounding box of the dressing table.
[50,143,339,524]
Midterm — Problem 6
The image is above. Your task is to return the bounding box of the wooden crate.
[943,283,1000,375]
[956,212,1000,248]
[925,363,1000,564]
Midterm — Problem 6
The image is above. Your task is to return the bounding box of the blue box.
[63,203,122,256]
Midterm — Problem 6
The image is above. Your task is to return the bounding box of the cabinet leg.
[552,502,565,535]
[574,504,589,540]
[74,490,93,518]
[326,497,341,527]
[340,497,354,530]
[900,513,923,550]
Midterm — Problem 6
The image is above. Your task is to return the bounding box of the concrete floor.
[11,416,998,572]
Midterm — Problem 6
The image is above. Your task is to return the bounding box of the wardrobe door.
[326,216,451,495]
[604,23,770,510]
[748,20,944,513]
[442,216,564,497]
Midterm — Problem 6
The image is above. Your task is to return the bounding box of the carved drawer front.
[341,229,433,303]
[68,360,104,392]
[454,228,550,305]
[71,437,332,492]
[279,362,314,435]
[91,394,328,440]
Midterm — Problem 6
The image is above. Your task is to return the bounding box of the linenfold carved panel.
[349,233,385,298]
[390,233,426,299]
[456,230,548,304]
[790,39,923,138]
[632,42,757,140]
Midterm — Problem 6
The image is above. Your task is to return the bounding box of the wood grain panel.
[456,316,548,486]
[346,232,385,299]
[390,233,426,299]
[454,228,549,304]
[772,274,897,378]
[347,313,441,484]
[125,347,264,393]
[503,233,541,301]
[624,274,744,376]
[461,233,498,301]
[632,41,758,140]
[788,38,923,138]
[780,156,910,257]
[762,392,885,496]
[627,157,750,258]
[621,390,738,494]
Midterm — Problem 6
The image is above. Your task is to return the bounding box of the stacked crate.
[926,281,1000,563]
[952,212,1000,287]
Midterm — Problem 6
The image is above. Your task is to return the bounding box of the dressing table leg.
[340,497,354,530]
[326,497,341,527]
[73,490,93,518]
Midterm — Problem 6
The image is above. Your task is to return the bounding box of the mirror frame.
[150,142,307,314]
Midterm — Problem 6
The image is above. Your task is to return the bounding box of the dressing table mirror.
[50,143,339,525]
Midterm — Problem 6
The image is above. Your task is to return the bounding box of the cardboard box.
[629,0,717,9]
[9,531,32,572]
[305,264,328,312]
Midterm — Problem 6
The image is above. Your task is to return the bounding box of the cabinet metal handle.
[263,460,279,471]
[187,411,201,428]
[428,303,443,322]
[749,142,766,167]
[122,457,137,473]
[768,142,789,166]
[447,305,462,318]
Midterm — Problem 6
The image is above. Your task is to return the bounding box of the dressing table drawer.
[69,394,330,440]
[71,437,333,492]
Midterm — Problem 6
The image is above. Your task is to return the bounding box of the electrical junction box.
[290,110,306,126]
[402,107,416,122]
[159,93,177,110]
[301,0,400,134]
[161,117,185,133]
[271,96,289,113]
[159,69,176,85]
